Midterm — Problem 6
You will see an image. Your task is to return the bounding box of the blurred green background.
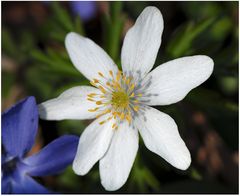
[1,1,239,193]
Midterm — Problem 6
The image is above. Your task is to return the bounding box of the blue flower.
[69,1,97,22]
[2,96,79,194]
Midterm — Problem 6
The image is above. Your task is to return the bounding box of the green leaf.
[190,168,202,181]
[144,168,161,191]
[210,16,232,41]
[30,48,82,77]
[2,28,17,57]
[103,2,125,63]
[57,120,87,135]
[128,154,160,192]
[51,2,74,32]
[181,2,222,20]
[218,76,238,95]
[2,71,15,98]
[75,16,85,36]
[167,17,215,58]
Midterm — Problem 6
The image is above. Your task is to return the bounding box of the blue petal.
[1,175,11,194]
[2,162,50,194]
[24,135,79,176]
[2,96,38,158]
[11,175,50,194]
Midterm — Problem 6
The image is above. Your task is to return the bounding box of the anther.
[112,112,117,119]
[96,113,103,119]
[90,81,98,87]
[107,116,113,121]
[109,70,113,77]
[116,71,122,82]
[93,79,99,83]
[98,86,106,93]
[96,101,103,105]
[130,83,135,91]
[126,114,132,124]
[116,112,122,117]
[88,93,97,98]
[133,99,139,103]
[120,113,125,120]
[130,92,135,98]
[98,72,104,77]
[88,107,99,112]
[133,105,139,112]
[99,120,106,125]
[112,123,117,129]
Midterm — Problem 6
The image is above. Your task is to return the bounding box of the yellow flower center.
[87,70,142,130]
[111,90,129,109]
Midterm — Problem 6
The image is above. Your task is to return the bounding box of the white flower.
[39,6,214,191]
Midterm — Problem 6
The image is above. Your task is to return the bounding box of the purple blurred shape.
[70,1,97,22]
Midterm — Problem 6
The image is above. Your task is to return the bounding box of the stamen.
[109,70,113,77]
[133,105,139,112]
[88,107,99,112]
[126,113,132,124]
[93,79,99,83]
[126,78,130,85]
[98,86,106,94]
[104,109,111,114]
[96,101,103,105]
[112,123,117,129]
[130,92,135,98]
[107,116,113,121]
[133,99,139,103]
[98,72,104,77]
[99,120,106,125]
[96,113,103,119]
[90,81,98,87]
[112,111,116,115]
[96,109,111,119]
[116,71,122,82]
[130,83,135,91]
[120,113,125,120]
[88,93,97,98]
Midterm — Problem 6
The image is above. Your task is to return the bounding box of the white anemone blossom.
[39,6,214,191]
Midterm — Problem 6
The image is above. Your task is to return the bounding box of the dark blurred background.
[1,1,239,193]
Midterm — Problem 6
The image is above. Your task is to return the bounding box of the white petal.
[38,86,101,120]
[65,32,118,82]
[121,6,163,78]
[135,106,191,170]
[99,121,139,191]
[73,114,114,175]
[140,55,214,105]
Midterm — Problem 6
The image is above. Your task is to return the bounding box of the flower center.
[87,70,143,130]
[111,90,129,109]
[2,157,18,174]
